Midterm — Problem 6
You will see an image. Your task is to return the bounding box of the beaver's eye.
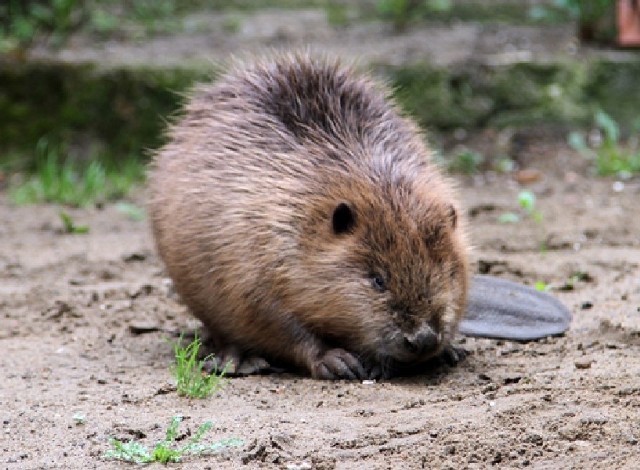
[371,274,386,292]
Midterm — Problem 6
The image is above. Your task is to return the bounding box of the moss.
[391,65,493,130]
[585,61,640,135]
[488,63,591,127]
[0,61,209,168]
[388,60,632,131]
[2,57,640,170]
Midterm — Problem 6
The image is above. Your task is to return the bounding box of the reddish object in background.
[617,0,640,46]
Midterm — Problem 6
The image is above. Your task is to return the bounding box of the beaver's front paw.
[438,344,468,366]
[312,348,367,380]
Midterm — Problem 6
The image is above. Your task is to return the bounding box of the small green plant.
[499,190,543,224]
[9,138,144,207]
[104,416,242,464]
[173,335,228,399]
[569,111,640,178]
[499,190,547,251]
[534,280,550,292]
[59,211,89,234]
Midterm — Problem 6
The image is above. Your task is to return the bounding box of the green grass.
[173,335,228,399]
[59,211,89,234]
[104,416,242,464]
[9,139,144,207]
[569,111,640,178]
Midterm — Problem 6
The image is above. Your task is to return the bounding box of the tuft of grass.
[173,335,228,399]
[59,211,89,234]
[9,138,144,207]
[569,111,640,178]
[104,416,242,464]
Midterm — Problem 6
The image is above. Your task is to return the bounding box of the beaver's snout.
[402,327,439,357]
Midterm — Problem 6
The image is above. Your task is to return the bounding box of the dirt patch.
[1,144,639,469]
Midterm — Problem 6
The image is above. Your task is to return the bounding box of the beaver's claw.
[312,348,368,380]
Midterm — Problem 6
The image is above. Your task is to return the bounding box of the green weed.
[173,335,228,399]
[59,211,89,234]
[499,190,543,224]
[499,189,547,251]
[104,416,242,464]
[534,280,550,292]
[569,111,640,178]
[9,139,144,207]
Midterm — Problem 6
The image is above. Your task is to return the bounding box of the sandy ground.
[1,142,639,469]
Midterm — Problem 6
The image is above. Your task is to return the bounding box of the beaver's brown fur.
[148,52,469,380]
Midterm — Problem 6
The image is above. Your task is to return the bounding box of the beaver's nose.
[403,327,439,356]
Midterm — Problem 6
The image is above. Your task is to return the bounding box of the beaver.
[149,51,571,380]
[148,52,468,380]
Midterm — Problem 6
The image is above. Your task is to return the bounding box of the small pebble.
[286,462,312,470]
[514,169,543,185]
[574,360,592,370]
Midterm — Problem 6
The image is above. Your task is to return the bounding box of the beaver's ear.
[332,202,356,235]
[447,204,457,230]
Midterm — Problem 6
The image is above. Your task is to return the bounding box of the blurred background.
[0,0,639,206]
